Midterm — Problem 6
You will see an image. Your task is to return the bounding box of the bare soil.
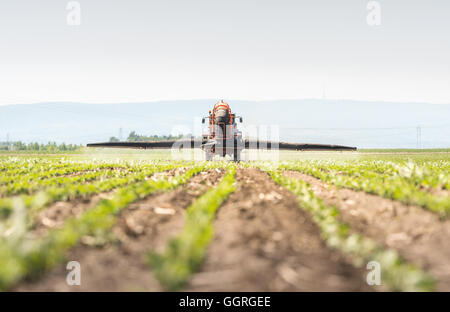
[61,167,128,178]
[16,169,224,291]
[27,167,188,238]
[427,187,450,198]
[29,191,116,238]
[186,168,372,291]
[284,170,450,291]
[21,167,446,292]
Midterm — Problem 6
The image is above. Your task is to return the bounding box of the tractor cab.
[202,100,242,140]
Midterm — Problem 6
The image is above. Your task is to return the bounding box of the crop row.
[0,158,125,177]
[149,164,236,290]
[279,161,450,217]
[0,163,185,229]
[0,168,131,197]
[258,164,435,292]
[0,161,179,197]
[312,159,449,190]
[0,157,178,180]
[0,162,130,186]
[0,162,216,290]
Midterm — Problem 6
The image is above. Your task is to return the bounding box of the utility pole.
[6,133,10,150]
[416,126,421,149]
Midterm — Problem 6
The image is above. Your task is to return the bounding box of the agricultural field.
[0,150,449,292]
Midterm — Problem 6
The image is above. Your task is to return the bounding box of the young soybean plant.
[149,164,236,291]
[280,160,450,217]
[0,162,210,291]
[264,166,435,292]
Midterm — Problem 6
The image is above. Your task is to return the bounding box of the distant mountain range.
[0,99,449,148]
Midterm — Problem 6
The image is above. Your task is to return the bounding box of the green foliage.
[0,141,82,152]
[279,158,450,217]
[0,162,213,290]
[0,162,188,228]
[0,153,446,292]
[359,148,450,153]
[127,131,187,142]
[0,164,131,196]
[261,165,435,292]
[149,165,236,290]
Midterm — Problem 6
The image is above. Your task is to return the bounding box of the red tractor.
[201,100,244,161]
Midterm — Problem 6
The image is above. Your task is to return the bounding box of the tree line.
[109,131,189,142]
[0,130,190,152]
[0,141,82,152]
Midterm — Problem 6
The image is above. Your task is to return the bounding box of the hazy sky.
[0,0,449,105]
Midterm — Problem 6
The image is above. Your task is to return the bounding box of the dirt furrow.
[186,168,371,291]
[26,167,188,237]
[284,170,450,291]
[16,168,224,291]
[28,191,117,238]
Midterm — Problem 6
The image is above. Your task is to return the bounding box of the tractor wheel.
[233,151,241,163]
